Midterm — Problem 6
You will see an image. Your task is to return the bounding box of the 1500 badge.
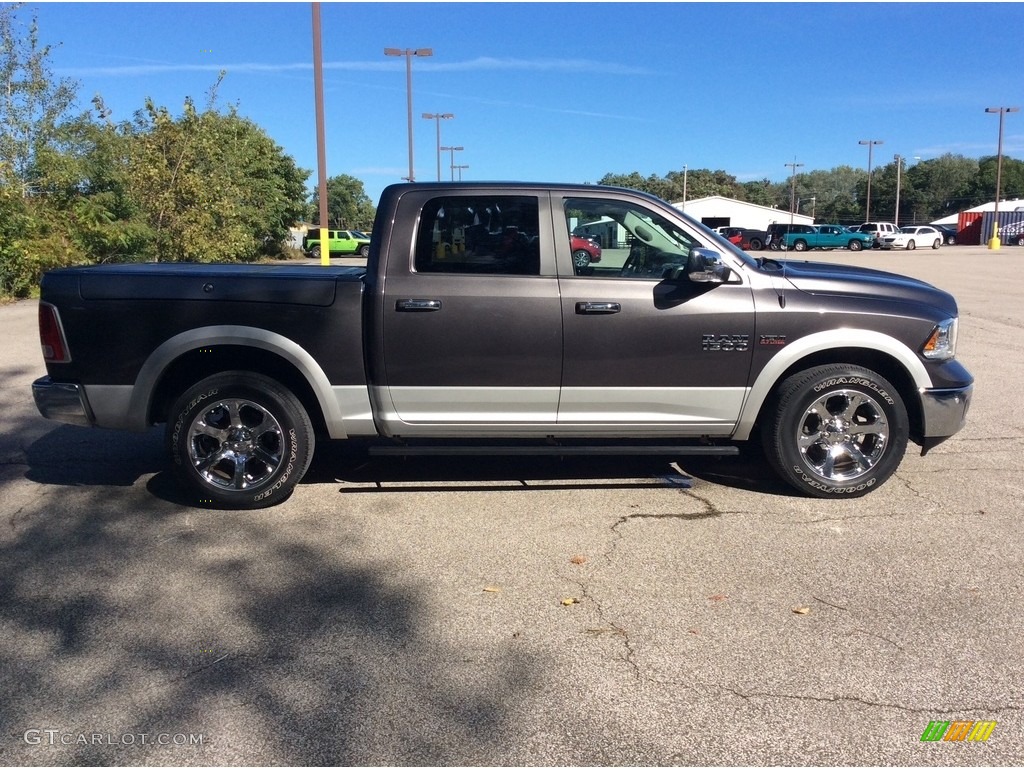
[702,333,750,351]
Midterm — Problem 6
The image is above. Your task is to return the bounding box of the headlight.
[922,317,958,360]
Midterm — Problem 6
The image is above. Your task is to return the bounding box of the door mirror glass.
[687,248,731,284]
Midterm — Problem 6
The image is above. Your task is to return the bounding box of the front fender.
[732,328,931,440]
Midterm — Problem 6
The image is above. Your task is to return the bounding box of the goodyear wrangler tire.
[762,365,908,498]
[168,372,314,509]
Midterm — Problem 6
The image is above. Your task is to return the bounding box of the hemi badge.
[759,334,787,346]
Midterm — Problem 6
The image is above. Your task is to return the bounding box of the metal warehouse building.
[672,196,814,231]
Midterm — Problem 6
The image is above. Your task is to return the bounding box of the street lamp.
[682,164,688,211]
[440,145,464,181]
[893,154,904,227]
[859,139,884,222]
[384,47,433,181]
[422,112,453,182]
[985,106,1020,249]
[453,164,469,181]
[799,196,816,219]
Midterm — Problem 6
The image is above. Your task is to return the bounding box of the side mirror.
[686,248,732,284]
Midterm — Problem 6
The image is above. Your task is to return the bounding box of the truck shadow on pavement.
[302,441,798,499]
[20,426,797,508]
[5,442,542,765]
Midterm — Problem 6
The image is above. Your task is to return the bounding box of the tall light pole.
[453,164,469,181]
[682,164,688,211]
[893,154,904,227]
[440,145,463,181]
[312,3,330,265]
[384,47,433,181]
[785,157,804,226]
[859,139,883,222]
[985,106,1019,249]
[422,112,453,182]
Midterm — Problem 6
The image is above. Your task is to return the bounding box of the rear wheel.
[762,364,908,498]
[748,238,763,251]
[309,245,321,260]
[167,372,315,509]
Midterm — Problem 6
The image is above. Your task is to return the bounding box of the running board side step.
[368,444,740,457]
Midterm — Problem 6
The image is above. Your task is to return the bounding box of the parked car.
[720,227,766,251]
[766,223,815,250]
[303,229,371,258]
[781,224,874,252]
[570,235,602,268]
[934,225,958,245]
[32,182,973,507]
[880,226,944,251]
[858,222,900,248]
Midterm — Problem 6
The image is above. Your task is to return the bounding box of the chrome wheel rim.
[187,398,284,491]
[796,389,889,482]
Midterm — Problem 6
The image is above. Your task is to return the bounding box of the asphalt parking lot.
[1,245,1021,766]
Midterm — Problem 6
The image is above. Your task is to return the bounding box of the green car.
[303,229,371,258]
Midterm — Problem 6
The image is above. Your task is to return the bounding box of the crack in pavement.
[720,686,1024,715]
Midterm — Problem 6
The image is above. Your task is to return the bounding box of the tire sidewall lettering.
[792,464,876,494]
[252,428,299,503]
[811,376,895,406]
[171,388,219,466]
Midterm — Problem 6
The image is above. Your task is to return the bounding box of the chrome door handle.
[396,299,442,312]
[576,301,621,314]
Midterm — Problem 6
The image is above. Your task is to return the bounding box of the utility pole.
[785,158,804,226]
[859,139,884,222]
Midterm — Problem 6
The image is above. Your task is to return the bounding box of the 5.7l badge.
[701,333,750,352]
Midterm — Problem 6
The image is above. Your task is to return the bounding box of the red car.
[571,235,602,268]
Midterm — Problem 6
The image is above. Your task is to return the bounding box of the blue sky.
[26,1,1024,205]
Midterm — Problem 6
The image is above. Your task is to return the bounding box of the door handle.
[396,299,442,312]
[576,301,621,315]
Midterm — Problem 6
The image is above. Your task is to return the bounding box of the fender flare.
[732,329,930,440]
[128,325,356,438]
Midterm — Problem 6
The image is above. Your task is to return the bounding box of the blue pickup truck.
[782,225,874,252]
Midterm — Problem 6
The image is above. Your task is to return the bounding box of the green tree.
[126,91,310,262]
[0,3,77,196]
[310,174,376,231]
[904,154,979,221]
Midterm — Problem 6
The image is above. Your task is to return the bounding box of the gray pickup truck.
[33,182,973,508]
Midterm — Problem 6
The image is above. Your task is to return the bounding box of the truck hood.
[779,259,958,316]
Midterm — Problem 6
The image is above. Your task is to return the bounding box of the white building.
[931,199,1024,226]
[671,195,814,231]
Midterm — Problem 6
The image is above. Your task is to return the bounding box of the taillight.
[39,303,71,363]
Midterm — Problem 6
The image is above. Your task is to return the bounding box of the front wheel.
[762,364,908,498]
[907,240,916,250]
[359,244,370,257]
[572,249,592,269]
[848,239,863,251]
[793,240,808,252]
[932,239,941,249]
[167,372,315,509]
